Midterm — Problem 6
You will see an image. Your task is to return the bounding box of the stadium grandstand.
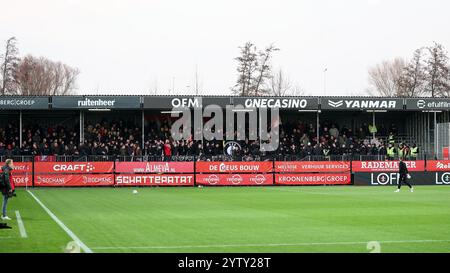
[0,95,449,163]
[1,94,450,255]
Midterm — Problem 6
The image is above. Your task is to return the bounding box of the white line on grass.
[91,239,450,250]
[27,190,93,253]
[15,211,27,238]
[265,187,335,195]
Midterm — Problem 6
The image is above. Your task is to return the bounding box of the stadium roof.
[0,95,449,111]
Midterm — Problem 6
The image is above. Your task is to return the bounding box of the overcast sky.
[1,0,449,96]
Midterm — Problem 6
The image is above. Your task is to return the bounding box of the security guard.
[387,143,396,160]
[388,132,395,145]
[322,145,331,161]
[369,123,378,136]
[410,144,419,160]
[398,143,404,160]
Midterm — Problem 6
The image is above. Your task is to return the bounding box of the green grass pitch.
[1,186,449,253]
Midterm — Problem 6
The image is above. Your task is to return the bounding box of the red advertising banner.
[34,162,114,173]
[11,162,32,173]
[426,160,450,171]
[275,173,351,185]
[196,174,273,186]
[115,161,194,173]
[352,160,425,172]
[275,161,350,173]
[34,174,114,186]
[196,161,273,173]
[115,174,194,186]
[4,163,32,187]
[11,174,32,187]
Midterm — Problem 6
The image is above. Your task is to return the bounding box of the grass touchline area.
[90,239,450,250]
[1,186,449,253]
[26,190,93,253]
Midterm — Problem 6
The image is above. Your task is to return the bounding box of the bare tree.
[424,42,449,97]
[270,69,291,96]
[0,37,20,95]
[367,58,406,97]
[253,44,279,96]
[232,42,280,96]
[291,85,305,96]
[148,78,159,95]
[14,55,79,95]
[398,48,426,97]
[232,42,257,96]
[15,56,51,95]
[269,69,304,96]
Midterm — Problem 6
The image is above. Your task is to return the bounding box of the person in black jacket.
[395,157,414,192]
[1,159,15,220]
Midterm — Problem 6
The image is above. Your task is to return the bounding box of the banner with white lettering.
[275,161,350,173]
[352,161,425,172]
[353,172,450,186]
[12,174,32,187]
[52,96,140,109]
[11,162,33,187]
[143,96,231,109]
[321,98,403,110]
[34,174,114,186]
[0,96,49,109]
[275,173,351,185]
[196,162,273,173]
[405,98,450,110]
[115,174,194,186]
[115,162,194,173]
[426,160,450,172]
[34,162,114,173]
[232,97,319,109]
[196,174,273,186]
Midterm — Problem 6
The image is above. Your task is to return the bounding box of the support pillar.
[142,110,145,150]
[19,110,23,148]
[79,111,84,144]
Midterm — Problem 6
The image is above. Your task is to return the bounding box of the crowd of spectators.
[0,119,141,158]
[271,120,414,160]
[0,117,417,161]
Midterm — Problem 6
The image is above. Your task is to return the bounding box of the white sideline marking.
[91,239,450,250]
[15,211,27,238]
[265,187,334,195]
[27,190,93,253]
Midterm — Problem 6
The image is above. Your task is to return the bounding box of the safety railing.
[1,146,426,161]
[0,153,442,163]
[0,155,34,162]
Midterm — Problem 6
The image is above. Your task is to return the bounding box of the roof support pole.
[427,112,430,155]
[19,110,23,148]
[79,110,84,144]
[316,111,320,144]
[434,111,438,158]
[142,109,145,150]
[372,110,376,140]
